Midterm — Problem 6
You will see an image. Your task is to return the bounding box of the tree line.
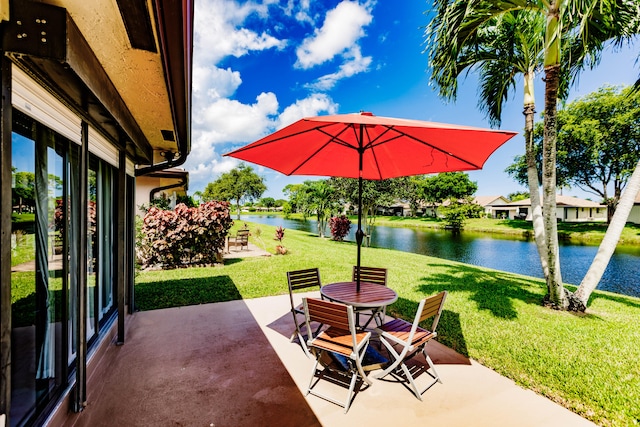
[201,165,483,238]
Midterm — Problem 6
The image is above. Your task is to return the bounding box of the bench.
[227,229,249,252]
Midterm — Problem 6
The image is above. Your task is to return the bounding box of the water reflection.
[240,215,640,298]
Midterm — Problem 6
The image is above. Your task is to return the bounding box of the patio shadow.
[61,299,321,427]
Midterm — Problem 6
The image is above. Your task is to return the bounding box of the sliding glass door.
[10,110,75,426]
[10,111,117,426]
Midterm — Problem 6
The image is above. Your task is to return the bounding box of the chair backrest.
[303,298,357,347]
[414,291,447,334]
[287,268,322,292]
[352,266,387,286]
[236,229,249,241]
[304,297,352,330]
[287,268,322,311]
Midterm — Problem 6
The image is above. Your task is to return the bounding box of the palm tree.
[426,0,639,310]
[303,180,337,238]
[426,7,552,282]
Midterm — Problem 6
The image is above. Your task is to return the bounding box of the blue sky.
[186,0,639,201]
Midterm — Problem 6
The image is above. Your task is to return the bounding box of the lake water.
[239,215,640,298]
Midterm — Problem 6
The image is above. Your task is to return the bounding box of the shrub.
[274,226,287,254]
[274,226,285,243]
[329,215,351,241]
[137,201,232,269]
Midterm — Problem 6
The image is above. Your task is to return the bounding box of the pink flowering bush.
[137,201,233,269]
[329,215,351,241]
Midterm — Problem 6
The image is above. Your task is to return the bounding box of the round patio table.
[320,281,398,309]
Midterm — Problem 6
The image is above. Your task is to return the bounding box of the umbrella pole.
[355,125,365,292]
[356,174,363,292]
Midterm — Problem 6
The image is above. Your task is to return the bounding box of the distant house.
[494,195,607,222]
[473,195,511,218]
[629,191,640,225]
[377,201,411,216]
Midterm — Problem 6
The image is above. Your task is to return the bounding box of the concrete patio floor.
[58,292,596,427]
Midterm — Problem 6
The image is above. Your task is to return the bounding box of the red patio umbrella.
[225,112,517,290]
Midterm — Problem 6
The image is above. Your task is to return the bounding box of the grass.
[136,220,640,426]
[11,233,35,267]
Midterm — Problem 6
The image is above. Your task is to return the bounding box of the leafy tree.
[422,173,478,228]
[202,164,266,219]
[283,183,306,216]
[12,170,36,213]
[423,172,477,204]
[282,201,292,218]
[507,191,529,202]
[300,180,338,238]
[393,176,431,216]
[439,198,484,230]
[509,85,640,220]
[259,197,276,211]
[555,86,640,219]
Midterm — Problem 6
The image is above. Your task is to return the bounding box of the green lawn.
[136,220,640,427]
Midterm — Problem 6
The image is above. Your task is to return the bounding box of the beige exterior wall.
[135,175,187,216]
[629,205,640,225]
[561,207,607,222]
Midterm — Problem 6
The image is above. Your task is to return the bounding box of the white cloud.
[185,93,339,192]
[276,94,339,129]
[193,65,242,102]
[187,0,366,192]
[194,0,286,66]
[306,46,372,90]
[295,1,373,69]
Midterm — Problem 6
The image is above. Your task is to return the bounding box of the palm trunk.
[541,1,566,307]
[522,72,549,281]
[317,213,326,238]
[573,159,640,309]
[542,64,565,308]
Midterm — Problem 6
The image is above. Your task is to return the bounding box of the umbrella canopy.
[225,112,517,289]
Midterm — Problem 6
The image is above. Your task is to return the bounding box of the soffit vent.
[161,129,175,141]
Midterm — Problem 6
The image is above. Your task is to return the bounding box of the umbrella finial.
[359,111,373,116]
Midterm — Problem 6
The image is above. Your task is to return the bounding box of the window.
[10,112,118,427]
[10,110,79,426]
[87,156,117,342]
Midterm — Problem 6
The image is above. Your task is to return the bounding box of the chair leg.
[401,361,424,401]
[291,311,311,358]
[343,368,360,413]
[375,337,406,379]
[306,358,321,395]
[423,349,442,384]
[405,348,441,400]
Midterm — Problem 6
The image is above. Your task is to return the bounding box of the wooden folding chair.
[375,291,447,400]
[227,229,249,252]
[352,266,388,328]
[303,298,372,413]
[287,268,323,357]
